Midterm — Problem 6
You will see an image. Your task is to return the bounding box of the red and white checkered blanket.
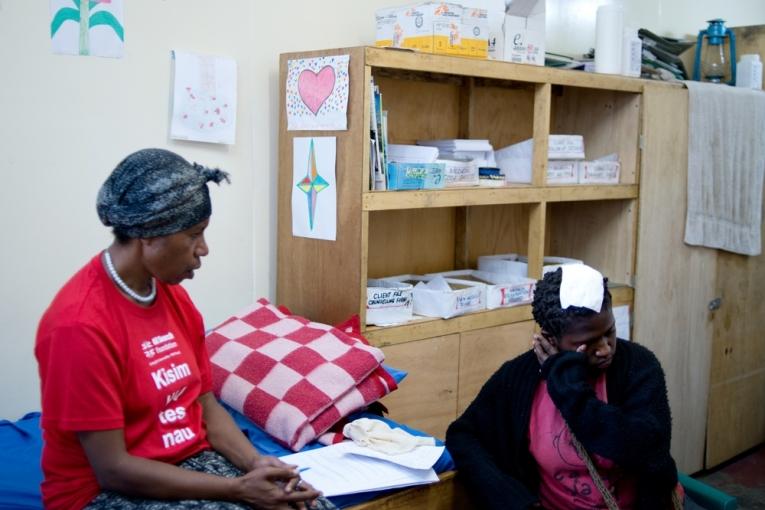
[206,299,396,451]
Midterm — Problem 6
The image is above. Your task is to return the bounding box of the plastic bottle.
[622,27,642,77]
[735,54,763,90]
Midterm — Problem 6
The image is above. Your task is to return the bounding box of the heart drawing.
[298,66,336,115]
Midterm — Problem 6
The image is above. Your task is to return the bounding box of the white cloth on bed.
[683,81,765,256]
[343,418,435,455]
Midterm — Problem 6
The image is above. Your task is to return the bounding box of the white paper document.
[171,50,237,145]
[280,441,439,497]
[345,442,444,470]
[613,304,631,340]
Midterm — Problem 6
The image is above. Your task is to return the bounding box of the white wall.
[0,0,394,420]
[547,0,765,56]
[1,0,763,419]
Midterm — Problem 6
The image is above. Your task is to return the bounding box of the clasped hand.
[234,455,321,510]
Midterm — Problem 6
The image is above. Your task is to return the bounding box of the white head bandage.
[559,264,604,312]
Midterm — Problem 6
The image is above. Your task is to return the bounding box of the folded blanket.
[206,299,393,450]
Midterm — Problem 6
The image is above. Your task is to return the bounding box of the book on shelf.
[369,77,390,190]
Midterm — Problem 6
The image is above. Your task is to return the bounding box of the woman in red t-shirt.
[36,149,334,510]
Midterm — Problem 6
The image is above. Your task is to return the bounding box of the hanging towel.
[683,81,765,256]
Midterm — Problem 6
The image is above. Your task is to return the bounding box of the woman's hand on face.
[233,465,321,510]
[532,333,558,366]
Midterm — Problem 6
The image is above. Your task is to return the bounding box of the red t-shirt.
[35,255,213,510]
[529,373,637,510]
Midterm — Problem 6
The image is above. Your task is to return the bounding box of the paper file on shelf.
[280,441,439,497]
[417,139,494,152]
[418,139,497,168]
[388,144,439,164]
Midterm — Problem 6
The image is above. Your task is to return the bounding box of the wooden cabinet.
[277,47,737,463]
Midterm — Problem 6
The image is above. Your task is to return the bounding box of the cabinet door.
[457,321,535,417]
[634,84,717,474]
[706,214,765,467]
[380,335,460,440]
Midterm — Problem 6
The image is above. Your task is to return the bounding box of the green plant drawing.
[50,0,124,56]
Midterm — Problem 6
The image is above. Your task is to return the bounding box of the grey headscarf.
[96,148,230,238]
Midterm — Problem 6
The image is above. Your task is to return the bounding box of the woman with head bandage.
[35,149,334,510]
[446,264,689,510]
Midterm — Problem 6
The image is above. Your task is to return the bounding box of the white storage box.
[427,269,535,309]
[495,136,586,184]
[478,253,583,277]
[366,279,414,326]
[547,160,579,184]
[383,274,486,319]
[578,159,621,184]
[438,158,479,187]
[477,253,527,276]
[499,0,546,66]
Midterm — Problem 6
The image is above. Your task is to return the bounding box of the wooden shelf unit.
[278,46,646,439]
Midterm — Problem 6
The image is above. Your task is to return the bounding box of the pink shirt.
[529,373,637,510]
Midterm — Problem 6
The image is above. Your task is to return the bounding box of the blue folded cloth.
[0,412,44,509]
[0,403,453,510]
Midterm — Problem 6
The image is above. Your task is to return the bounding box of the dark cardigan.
[445,339,678,510]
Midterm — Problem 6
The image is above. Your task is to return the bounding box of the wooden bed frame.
[347,471,473,510]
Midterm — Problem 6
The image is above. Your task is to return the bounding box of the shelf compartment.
[362,184,638,210]
[546,199,638,286]
[551,85,642,185]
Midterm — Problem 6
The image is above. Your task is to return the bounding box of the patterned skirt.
[85,450,337,510]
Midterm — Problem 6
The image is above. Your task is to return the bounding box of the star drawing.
[296,139,329,230]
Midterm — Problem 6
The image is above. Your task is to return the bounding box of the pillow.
[206,299,393,451]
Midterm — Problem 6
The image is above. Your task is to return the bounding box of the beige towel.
[343,418,435,455]
[683,81,765,256]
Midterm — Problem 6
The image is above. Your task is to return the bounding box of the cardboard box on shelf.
[546,160,579,184]
[375,2,489,59]
[366,279,414,326]
[427,269,535,309]
[438,158,479,187]
[495,135,585,184]
[578,159,621,184]
[383,274,486,319]
[499,0,545,66]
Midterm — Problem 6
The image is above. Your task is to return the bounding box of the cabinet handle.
[708,297,722,311]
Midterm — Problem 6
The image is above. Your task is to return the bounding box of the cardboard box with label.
[366,279,414,326]
[495,135,585,184]
[427,269,535,309]
[578,159,621,184]
[384,274,486,318]
[375,2,489,59]
[498,0,545,66]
